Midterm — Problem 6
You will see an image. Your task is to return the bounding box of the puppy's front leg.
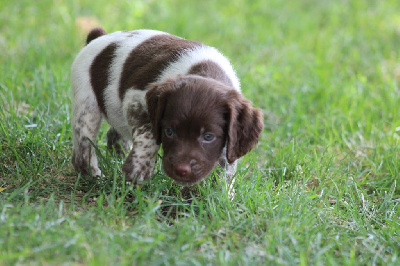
[218,147,238,184]
[218,148,237,198]
[122,124,159,183]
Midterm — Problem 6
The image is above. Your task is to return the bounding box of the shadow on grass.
[1,154,229,226]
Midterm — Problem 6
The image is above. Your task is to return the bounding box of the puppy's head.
[146,76,263,185]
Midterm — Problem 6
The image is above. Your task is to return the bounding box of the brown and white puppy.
[71,27,263,185]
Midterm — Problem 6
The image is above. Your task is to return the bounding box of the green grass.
[1,0,399,264]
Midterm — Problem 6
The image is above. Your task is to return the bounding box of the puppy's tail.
[86,27,107,45]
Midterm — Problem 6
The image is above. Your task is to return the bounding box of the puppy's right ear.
[145,81,175,145]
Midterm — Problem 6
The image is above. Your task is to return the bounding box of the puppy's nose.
[174,163,191,177]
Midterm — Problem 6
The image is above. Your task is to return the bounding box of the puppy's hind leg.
[71,98,103,177]
[106,127,132,157]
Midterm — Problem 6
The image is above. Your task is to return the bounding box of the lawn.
[0,0,399,264]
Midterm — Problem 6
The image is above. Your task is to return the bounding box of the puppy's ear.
[145,81,175,145]
[225,90,263,163]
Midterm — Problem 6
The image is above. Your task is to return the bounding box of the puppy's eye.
[203,132,215,142]
[164,127,174,138]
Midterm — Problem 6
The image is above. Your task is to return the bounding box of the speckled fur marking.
[218,146,237,197]
[71,97,102,177]
[218,146,237,183]
[122,124,159,182]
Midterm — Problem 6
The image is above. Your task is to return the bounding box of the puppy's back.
[71,29,240,119]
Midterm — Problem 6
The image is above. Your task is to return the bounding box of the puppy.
[71,27,263,185]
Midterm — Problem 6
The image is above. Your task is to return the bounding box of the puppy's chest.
[107,89,149,140]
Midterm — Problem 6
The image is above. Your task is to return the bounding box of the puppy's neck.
[187,60,235,88]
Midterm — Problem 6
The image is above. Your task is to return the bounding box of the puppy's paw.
[90,167,103,178]
[122,160,154,184]
[72,152,102,178]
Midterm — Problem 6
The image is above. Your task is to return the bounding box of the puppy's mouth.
[165,169,208,186]
[162,158,213,186]
[171,178,204,186]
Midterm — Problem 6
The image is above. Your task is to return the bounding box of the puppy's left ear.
[225,90,264,163]
[145,81,175,145]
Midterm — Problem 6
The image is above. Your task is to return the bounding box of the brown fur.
[225,90,264,163]
[188,60,234,87]
[146,75,263,185]
[90,43,117,116]
[86,27,107,44]
[119,35,202,99]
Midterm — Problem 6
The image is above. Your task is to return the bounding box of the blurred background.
[1,0,399,108]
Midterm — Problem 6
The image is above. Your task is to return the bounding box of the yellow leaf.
[0,187,7,192]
